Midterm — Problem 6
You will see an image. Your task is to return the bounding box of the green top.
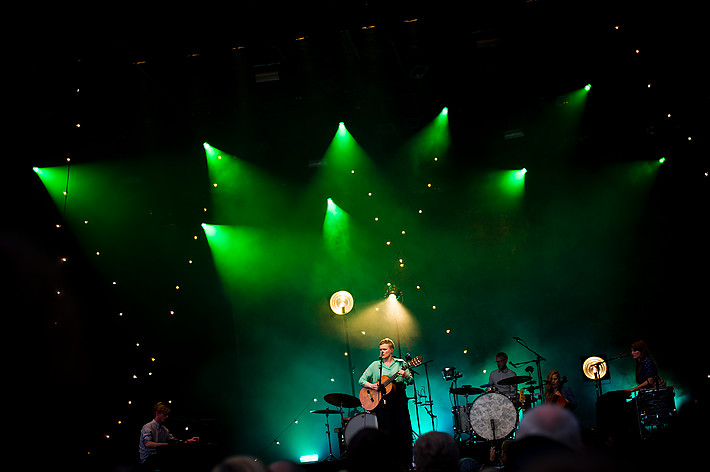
[359,358,414,387]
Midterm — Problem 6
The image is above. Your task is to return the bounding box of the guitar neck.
[380,371,402,388]
[379,358,420,388]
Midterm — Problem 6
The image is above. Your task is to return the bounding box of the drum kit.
[450,375,541,443]
[310,392,376,460]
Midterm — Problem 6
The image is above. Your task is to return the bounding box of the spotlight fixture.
[330,290,354,315]
[385,284,402,301]
[442,367,462,381]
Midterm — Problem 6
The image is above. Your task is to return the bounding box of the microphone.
[513,337,522,341]
[609,353,631,360]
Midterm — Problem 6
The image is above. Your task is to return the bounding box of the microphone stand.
[591,354,629,398]
[512,337,546,401]
[409,364,421,437]
[409,359,436,437]
[343,309,356,396]
[422,360,436,431]
[379,358,385,405]
[449,375,463,441]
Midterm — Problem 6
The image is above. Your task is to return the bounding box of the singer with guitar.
[358,338,416,470]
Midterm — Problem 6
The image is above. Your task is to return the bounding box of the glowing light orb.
[582,356,608,380]
[330,291,354,315]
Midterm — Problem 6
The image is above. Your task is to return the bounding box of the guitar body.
[359,376,395,411]
[358,356,422,411]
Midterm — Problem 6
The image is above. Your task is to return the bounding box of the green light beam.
[402,107,451,171]
[323,198,351,258]
[33,165,70,215]
[203,143,288,226]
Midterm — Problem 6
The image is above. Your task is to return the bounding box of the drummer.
[488,352,518,397]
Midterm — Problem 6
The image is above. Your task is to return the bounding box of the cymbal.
[310,409,341,415]
[497,375,532,386]
[324,393,360,408]
[450,385,484,395]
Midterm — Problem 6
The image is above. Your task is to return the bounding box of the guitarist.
[358,337,414,470]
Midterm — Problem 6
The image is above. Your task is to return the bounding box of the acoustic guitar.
[359,356,422,410]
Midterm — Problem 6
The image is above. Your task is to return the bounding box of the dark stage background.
[7,2,708,471]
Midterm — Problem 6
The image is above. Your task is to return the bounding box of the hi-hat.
[497,375,532,386]
[324,393,360,408]
[450,385,484,395]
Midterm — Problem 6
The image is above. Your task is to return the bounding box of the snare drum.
[469,393,518,441]
[343,412,378,446]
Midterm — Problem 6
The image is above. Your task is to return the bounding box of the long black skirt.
[374,384,413,469]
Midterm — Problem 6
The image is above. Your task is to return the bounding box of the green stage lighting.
[505,168,527,186]
[323,198,351,256]
[585,84,592,91]
[329,123,365,166]
[299,455,318,463]
[201,223,278,297]
[403,107,451,169]
[203,142,221,161]
[201,222,217,237]
[490,169,527,209]
[32,165,69,210]
[312,123,378,198]
[203,143,287,225]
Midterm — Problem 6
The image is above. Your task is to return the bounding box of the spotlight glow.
[582,356,608,380]
[330,290,354,315]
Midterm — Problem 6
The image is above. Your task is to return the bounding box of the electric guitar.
[359,356,422,410]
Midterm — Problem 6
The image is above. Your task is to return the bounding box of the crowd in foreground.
[206,400,702,472]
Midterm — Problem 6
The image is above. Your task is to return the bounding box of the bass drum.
[343,412,378,446]
[469,393,518,441]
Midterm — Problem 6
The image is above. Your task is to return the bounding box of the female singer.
[626,340,662,392]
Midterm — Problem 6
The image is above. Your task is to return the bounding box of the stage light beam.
[323,198,351,257]
[402,107,451,170]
